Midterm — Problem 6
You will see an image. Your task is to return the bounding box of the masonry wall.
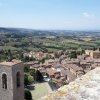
[0,65,13,100]
[0,63,24,100]
[12,63,24,100]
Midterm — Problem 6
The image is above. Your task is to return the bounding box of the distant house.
[65,64,84,77]
[85,50,100,59]
[24,51,48,60]
[46,68,60,79]
[45,59,59,65]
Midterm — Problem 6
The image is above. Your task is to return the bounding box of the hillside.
[0,27,100,53]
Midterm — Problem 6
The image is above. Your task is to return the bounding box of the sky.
[0,0,100,30]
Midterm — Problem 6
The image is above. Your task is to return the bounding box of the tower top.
[0,59,22,66]
[0,59,24,100]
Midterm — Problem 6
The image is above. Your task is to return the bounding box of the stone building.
[0,60,24,100]
[85,50,100,59]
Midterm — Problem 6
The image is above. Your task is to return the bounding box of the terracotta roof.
[59,67,76,82]
[46,68,57,76]
[65,64,83,71]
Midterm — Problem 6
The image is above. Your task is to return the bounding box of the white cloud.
[82,12,95,19]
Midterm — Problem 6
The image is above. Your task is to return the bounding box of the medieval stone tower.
[0,60,24,100]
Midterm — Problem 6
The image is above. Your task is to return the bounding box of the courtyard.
[29,82,52,100]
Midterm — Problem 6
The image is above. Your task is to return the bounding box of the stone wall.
[0,62,24,100]
[12,63,24,100]
[0,65,13,100]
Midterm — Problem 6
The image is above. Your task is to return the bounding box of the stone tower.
[0,60,24,100]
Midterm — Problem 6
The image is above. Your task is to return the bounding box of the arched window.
[16,72,21,87]
[2,73,7,89]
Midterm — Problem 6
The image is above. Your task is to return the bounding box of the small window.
[2,73,7,89]
[16,72,21,87]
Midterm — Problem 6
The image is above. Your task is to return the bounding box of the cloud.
[82,12,95,19]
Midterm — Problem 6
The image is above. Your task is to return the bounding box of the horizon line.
[0,26,100,32]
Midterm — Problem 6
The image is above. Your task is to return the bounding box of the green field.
[30,83,50,100]
[1,31,100,53]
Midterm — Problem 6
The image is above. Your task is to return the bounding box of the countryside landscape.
[0,28,100,54]
[1,27,100,100]
[0,0,100,100]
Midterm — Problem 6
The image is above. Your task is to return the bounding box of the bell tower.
[0,60,24,100]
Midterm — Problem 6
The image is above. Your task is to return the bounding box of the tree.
[24,56,30,62]
[7,49,13,61]
[24,74,29,86]
[24,65,30,73]
[28,75,34,84]
[30,69,36,81]
[35,70,43,82]
[54,52,60,58]
[24,74,33,86]
[93,47,96,51]
[19,52,24,60]
[24,89,32,100]
[69,51,77,58]
[81,49,85,54]
[29,56,36,61]
[40,58,45,64]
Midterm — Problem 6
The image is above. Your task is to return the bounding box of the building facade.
[85,50,100,59]
[0,60,24,100]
